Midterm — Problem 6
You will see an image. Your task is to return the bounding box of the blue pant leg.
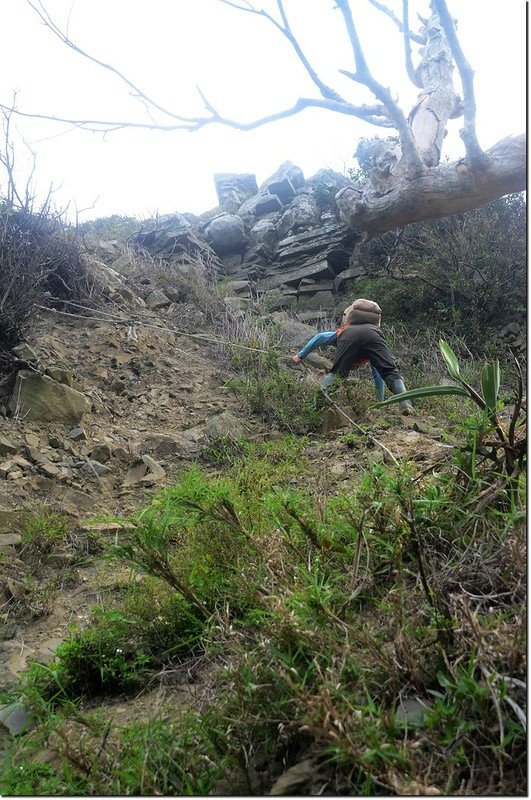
[371,365,386,401]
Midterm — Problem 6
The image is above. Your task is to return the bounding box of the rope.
[36,298,270,354]
[320,387,399,465]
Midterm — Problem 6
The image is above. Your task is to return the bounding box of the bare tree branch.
[219,0,345,102]
[367,0,425,44]
[0,95,394,135]
[27,0,187,124]
[335,0,425,175]
[431,0,485,167]
[0,102,38,208]
[402,0,423,87]
[12,0,395,134]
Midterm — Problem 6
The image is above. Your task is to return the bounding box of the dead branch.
[431,0,485,168]
[335,0,425,175]
[220,0,344,102]
[17,0,396,134]
[0,102,27,208]
[28,0,187,125]
[1,92,396,133]
[367,0,425,45]
[401,0,423,87]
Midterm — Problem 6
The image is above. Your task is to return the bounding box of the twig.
[402,504,435,610]
[321,388,399,465]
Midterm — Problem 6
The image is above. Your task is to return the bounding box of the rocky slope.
[0,272,453,717]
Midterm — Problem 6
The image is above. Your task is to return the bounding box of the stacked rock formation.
[128,162,361,313]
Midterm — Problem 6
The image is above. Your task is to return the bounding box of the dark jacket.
[331,323,401,385]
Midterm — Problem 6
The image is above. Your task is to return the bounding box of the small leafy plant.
[379,339,526,488]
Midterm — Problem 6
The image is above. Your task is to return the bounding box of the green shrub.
[350,194,526,352]
[227,350,324,434]
[6,429,526,795]
[77,214,140,239]
[21,510,70,553]
[19,580,208,701]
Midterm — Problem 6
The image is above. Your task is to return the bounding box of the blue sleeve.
[371,365,386,401]
[297,331,337,359]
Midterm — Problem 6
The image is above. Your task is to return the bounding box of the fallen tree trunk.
[336,133,526,239]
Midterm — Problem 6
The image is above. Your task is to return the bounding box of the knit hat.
[342,298,382,326]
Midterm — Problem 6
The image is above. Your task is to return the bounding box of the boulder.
[277,193,320,238]
[80,460,112,478]
[90,443,112,463]
[12,344,38,363]
[204,411,246,442]
[0,639,35,687]
[268,314,318,350]
[321,407,351,434]
[305,353,333,371]
[48,486,95,515]
[269,758,321,796]
[259,161,305,202]
[141,454,166,479]
[257,258,335,292]
[249,219,278,249]
[241,243,272,268]
[238,192,283,218]
[145,290,172,310]
[122,455,165,487]
[110,251,136,272]
[0,533,22,549]
[0,461,14,478]
[219,253,243,275]
[33,638,64,666]
[223,296,253,313]
[205,214,248,256]
[264,291,298,312]
[0,702,34,735]
[223,280,252,295]
[214,173,258,212]
[0,437,17,457]
[39,463,62,479]
[141,432,199,459]
[8,371,90,425]
[45,366,75,387]
[122,462,149,487]
[68,427,87,441]
[333,263,366,292]
[300,290,335,310]
[298,279,334,294]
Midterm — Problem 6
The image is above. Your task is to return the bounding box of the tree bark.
[336,134,525,239]
[408,9,462,167]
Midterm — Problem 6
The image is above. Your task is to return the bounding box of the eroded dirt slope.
[0,296,451,695]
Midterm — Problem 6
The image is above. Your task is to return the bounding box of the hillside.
[0,278,453,679]
[0,196,526,796]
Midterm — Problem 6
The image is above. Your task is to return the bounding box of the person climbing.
[292,298,413,414]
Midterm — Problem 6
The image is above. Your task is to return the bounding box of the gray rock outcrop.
[122,162,360,312]
[214,173,258,212]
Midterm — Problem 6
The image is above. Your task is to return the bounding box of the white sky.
[0,0,527,221]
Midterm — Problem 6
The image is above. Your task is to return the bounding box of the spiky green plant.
[379,340,526,490]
